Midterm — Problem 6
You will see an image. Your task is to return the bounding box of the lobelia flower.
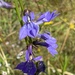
[0,0,14,9]
[19,10,59,40]
[19,10,39,40]
[15,45,45,75]
[35,11,59,25]
[33,32,58,56]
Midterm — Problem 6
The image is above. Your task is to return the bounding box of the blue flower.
[19,10,59,40]
[15,61,36,75]
[0,0,14,9]
[33,32,58,56]
[15,45,36,75]
[36,11,59,25]
[15,45,43,75]
[19,10,39,40]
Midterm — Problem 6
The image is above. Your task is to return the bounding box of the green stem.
[14,0,23,26]
[18,0,24,12]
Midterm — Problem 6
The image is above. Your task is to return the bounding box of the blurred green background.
[0,0,75,75]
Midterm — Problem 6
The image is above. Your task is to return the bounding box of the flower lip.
[19,21,39,40]
[15,61,37,74]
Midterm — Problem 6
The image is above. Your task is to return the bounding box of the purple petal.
[47,46,58,56]
[43,12,51,22]
[46,39,58,49]
[45,38,57,44]
[22,16,27,23]
[37,11,58,22]
[47,11,57,21]
[33,40,48,46]
[34,56,43,61]
[37,11,50,21]
[37,32,52,40]
[40,33,51,40]
[29,30,36,38]
[37,11,51,22]
[25,50,29,61]
[50,43,58,49]
[15,62,26,70]
[50,11,59,20]
[28,22,39,38]
[35,20,43,25]
[15,61,36,74]
[28,45,32,55]
[0,0,14,9]
[19,24,28,40]
[39,42,49,47]
[25,45,33,61]
[23,61,37,74]
[0,2,3,7]
[30,12,35,20]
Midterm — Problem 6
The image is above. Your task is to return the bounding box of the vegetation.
[0,0,75,75]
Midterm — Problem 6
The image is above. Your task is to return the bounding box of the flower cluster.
[19,10,58,40]
[16,10,58,75]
